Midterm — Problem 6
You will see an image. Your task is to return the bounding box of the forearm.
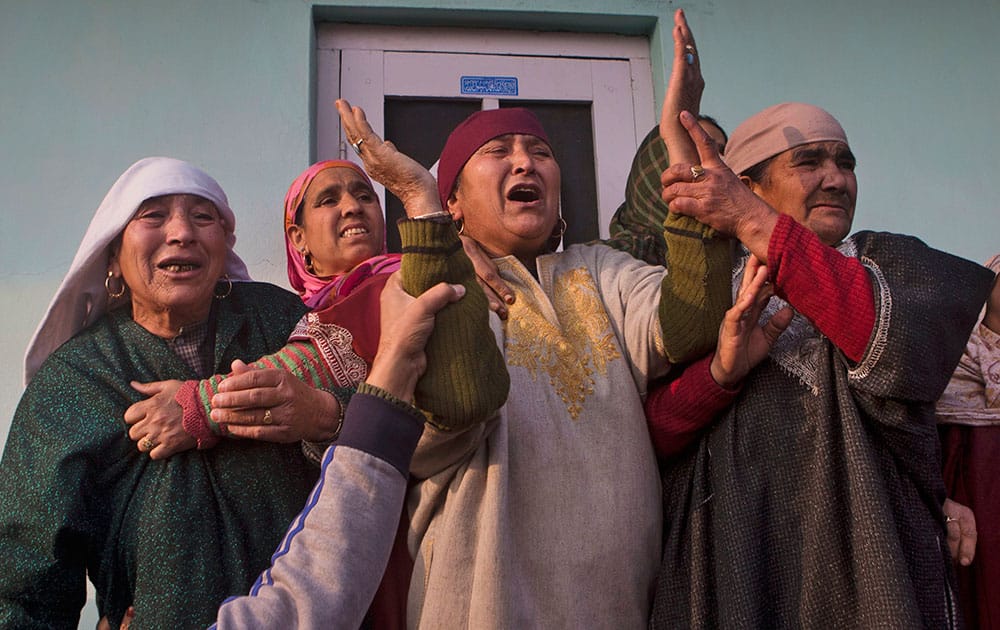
[658,212,733,363]
[212,386,423,629]
[646,353,738,458]
[767,215,875,362]
[397,216,509,430]
[177,340,339,448]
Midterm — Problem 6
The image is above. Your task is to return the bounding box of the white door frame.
[316,24,654,238]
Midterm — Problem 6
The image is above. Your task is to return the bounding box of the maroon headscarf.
[436,107,550,208]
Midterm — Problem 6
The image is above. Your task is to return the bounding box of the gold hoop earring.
[105,270,126,299]
[453,217,465,236]
[303,252,316,274]
[214,275,232,299]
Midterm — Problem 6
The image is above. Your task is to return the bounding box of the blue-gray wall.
[5,0,1000,470]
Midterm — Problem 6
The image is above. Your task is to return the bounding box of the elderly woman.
[321,93,738,626]
[0,157,322,629]
[122,148,508,627]
[610,10,992,628]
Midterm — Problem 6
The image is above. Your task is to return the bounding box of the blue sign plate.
[460,76,518,96]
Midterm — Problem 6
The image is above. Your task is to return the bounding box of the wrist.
[366,355,419,402]
[709,355,742,392]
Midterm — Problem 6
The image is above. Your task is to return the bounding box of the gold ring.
[140,437,155,451]
[690,165,706,180]
[262,408,273,425]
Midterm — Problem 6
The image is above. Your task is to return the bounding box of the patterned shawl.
[936,254,1000,426]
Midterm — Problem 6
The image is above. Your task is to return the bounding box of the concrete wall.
[2,1,998,621]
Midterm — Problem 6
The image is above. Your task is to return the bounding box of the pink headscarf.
[283,160,400,308]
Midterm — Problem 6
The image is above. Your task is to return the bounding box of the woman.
[938,253,1000,629]
[324,96,734,627]
[0,157,320,629]
[124,148,509,628]
[122,160,394,456]
[619,10,988,629]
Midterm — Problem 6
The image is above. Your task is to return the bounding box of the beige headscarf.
[723,102,849,176]
[23,157,251,385]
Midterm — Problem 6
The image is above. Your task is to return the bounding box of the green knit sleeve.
[658,213,733,363]
[605,124,732,363]
[396,216,510,431]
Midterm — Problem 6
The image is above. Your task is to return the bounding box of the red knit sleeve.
[767,215,876,363]
[175,380,222,450]
[645,353,739,458]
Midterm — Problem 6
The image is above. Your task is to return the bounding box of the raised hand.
[661,111,779,261]
[660,9,705,166]
[335,98,442,218]
[210,361,343,443]
[709,255,793,389]
[125,380,196,459]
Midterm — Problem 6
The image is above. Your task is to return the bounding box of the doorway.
[316,25,655,250]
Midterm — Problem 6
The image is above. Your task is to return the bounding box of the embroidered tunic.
[407,240,684,629]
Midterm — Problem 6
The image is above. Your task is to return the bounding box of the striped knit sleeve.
[176,341,334,447]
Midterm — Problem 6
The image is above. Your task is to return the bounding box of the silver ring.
[262,408,273,425]
[685,45,696,66]
[350,138,364,156]
[945,515,958,524]
[690,165,706,181]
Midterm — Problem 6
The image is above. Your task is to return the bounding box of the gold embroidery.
[506,266,622,419]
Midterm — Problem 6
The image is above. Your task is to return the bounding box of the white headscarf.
[23,157,251,385]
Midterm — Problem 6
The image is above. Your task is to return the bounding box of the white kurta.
[408,243,671,629]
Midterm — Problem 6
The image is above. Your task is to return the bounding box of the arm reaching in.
[127,338,346,457]
[661,111,780,262]
[213,279,464,630]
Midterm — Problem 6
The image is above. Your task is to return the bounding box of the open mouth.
[158,260,200,272]
[340,226,369,238]
[507,184,541,203]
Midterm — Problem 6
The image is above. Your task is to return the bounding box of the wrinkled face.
[287,167,385,277]
[748,141,858,246]
[111,194,228,328]
[447,133,561,263]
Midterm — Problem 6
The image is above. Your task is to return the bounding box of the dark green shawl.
[0,282,315,629]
